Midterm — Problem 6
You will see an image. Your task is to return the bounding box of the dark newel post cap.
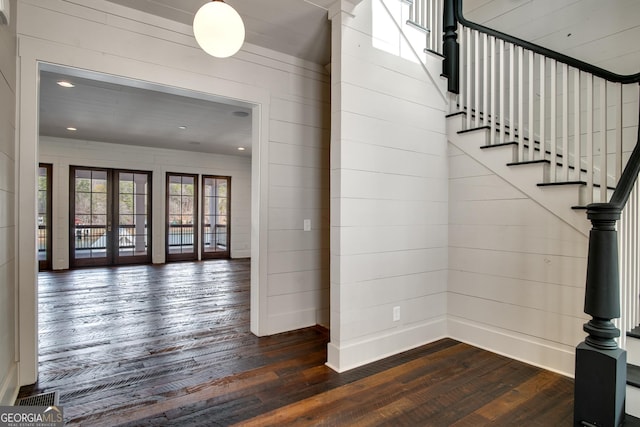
[586,203,621,224]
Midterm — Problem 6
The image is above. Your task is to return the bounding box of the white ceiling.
[105,0,334,65]
[39,66,254,156]
[38,0,639,158]
[38,0,335,157]
[463,0,640,76]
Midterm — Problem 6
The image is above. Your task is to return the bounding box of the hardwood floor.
[19,259,574,426]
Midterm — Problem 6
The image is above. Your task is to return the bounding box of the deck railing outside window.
[74,224,149,250]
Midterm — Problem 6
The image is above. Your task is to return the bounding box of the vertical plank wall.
[328,0,449,371]
[0,0,17,405]
[39,136,252,268]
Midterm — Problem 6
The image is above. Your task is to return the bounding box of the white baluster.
[550,59,557,182]
[474,30,480,126]
[457,23,464,115]
[539,56,546,166]
[586,73,594,204]
[599,78,607,202]
[615,84,623,185]
[528,51,534,161]
[573,68,581,182]
[561,63,569,181]
[518,46,524,161]
[429,0,435,51]
[490,36,496,145]
[482,33,488,127]
[509,43,515,144]
[466,27,472,129]
[499,38,505,143]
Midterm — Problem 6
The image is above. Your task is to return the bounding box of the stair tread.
[538,181,587,187]
[628,325,640,339]
[480,142,517,149]
[506,159,550,166]
[458,126,490,135]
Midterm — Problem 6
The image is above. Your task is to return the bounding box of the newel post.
[574,204,626,427]
[442,0,459,94]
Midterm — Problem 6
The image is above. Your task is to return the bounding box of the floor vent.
[15,391,59,406]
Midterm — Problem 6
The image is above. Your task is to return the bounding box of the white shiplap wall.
[39,136,252,268]
[327,0,449,372]
[0,0,17,405]
[447,141,589,376]
[15,0,329,383]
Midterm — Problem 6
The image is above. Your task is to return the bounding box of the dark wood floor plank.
[18,259,574,426]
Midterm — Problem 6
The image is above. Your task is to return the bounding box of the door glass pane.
[167,174,196,256]
[73,169,109,261]
[117,172,149,258]
[203,176,229,257]
[38,165,51,268]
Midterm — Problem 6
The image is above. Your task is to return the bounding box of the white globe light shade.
[193,1,245,58]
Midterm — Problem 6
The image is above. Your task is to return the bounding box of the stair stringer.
[447,113,590,237]
[626,334,640,417]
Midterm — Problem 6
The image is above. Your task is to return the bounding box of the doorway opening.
[22,61,263,385]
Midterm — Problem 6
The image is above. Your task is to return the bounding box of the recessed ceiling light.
[66,127,77,131]
[179,126,187,130]
[232,111,249,117]
[237,147,246,151]
[57,81,75,88]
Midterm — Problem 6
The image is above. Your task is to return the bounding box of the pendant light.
[193,0,245,58]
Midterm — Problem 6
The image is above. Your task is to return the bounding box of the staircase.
[403,0,640,425]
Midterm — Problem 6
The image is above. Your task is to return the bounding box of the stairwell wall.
[447,136,589,376]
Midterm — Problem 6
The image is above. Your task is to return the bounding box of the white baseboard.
[231,250,250,259]
[448,317,576,377]
[265,308,317,336]
[326,317,447,372]
[0,363,18,405]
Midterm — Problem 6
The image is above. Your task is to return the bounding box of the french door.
[166,173,198,262]
[38,164,52,270]
[70,167,152,267]
[202,176,230,259]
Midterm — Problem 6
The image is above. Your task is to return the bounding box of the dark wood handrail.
[454,0,640,84]
[609,114,640,208]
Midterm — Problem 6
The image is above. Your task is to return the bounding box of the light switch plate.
[303,219,311,231]
[0,0,9,25]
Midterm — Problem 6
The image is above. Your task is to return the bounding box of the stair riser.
[628,385,640,418]
[627,338,640,366]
